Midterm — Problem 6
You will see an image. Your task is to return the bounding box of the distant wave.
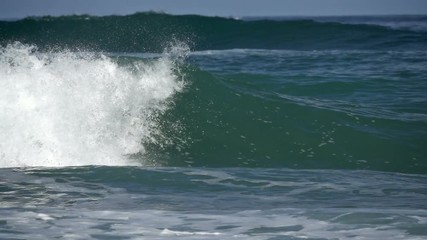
[1,12,426,52]
[245,15,427,32]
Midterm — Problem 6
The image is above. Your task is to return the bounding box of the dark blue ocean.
[1,13,427,239]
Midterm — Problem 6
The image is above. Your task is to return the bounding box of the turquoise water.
[0,13,427,239]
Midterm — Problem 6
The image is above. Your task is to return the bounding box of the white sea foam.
[161,229,222,236]
[0,42,187,167]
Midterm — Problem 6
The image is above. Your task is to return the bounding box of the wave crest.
[0,42,187,167]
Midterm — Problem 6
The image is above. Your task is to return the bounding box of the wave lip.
[0,42,187,168]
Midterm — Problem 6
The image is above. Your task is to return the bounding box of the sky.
[1,0,427,19]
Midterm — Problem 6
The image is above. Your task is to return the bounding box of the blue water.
[1,167,427,239]
[0,13,427,239]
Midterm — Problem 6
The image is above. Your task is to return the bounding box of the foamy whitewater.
[0,42,186,167]
[1,13,426,240]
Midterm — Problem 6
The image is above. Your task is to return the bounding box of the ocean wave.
[1,12,426,52]
[1,41,426,173]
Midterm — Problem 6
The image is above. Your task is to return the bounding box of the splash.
[0,42,187,167]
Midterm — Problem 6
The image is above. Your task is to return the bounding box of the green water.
[0,13,426,239]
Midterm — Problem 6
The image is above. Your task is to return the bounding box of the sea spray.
[0,42,188,167]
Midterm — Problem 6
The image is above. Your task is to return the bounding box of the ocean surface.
[1,13,427,239]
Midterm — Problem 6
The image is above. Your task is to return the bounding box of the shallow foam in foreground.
[0,42,187,167]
